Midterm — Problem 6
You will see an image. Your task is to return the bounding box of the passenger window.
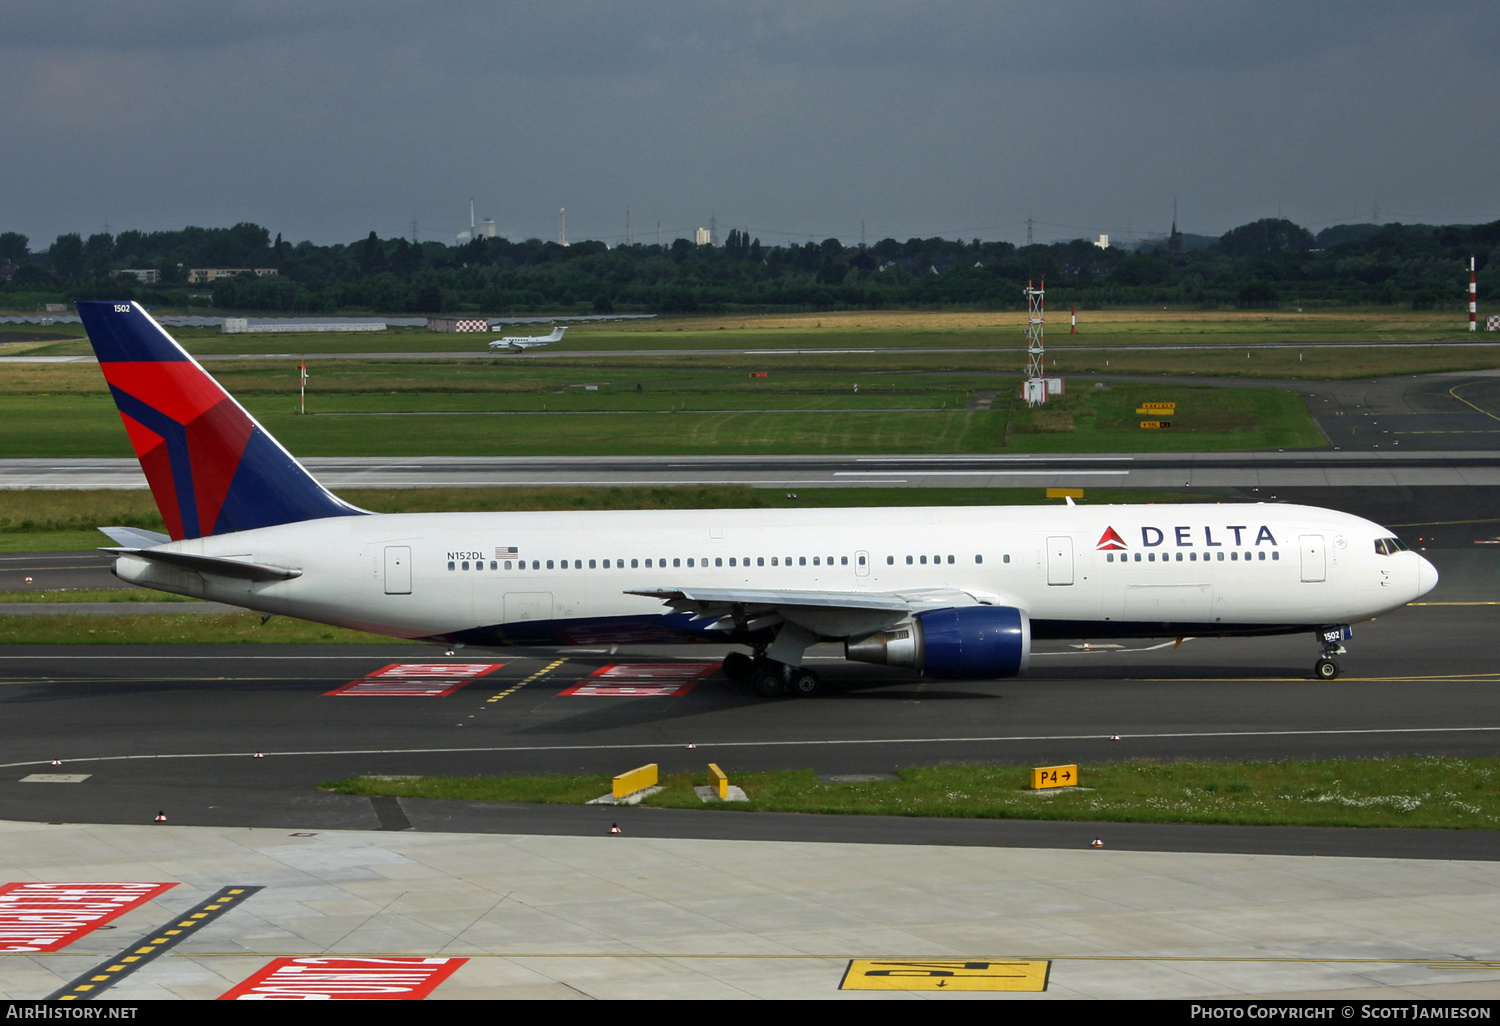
[947,555,954,564]
[504,560,512,570]
[1217,552,1225,561]
[546,560,554,569]
[673,558,681,567]
[906,556,913,565]
[1175,553,1182,562]
[920,555,927,564]
[461,561,469,570]
[1273,551,1280,560]
[588,559,596,568]
[1134,553,1141,562]
[813,557,820,566]
[887,556,894,565]
[758,557,765,566]
[841,556,848,565]
[728,558,736,567]
[771,557,778,566]
[716,557,723,567]
[687,558,694,567]
[447,561,455,571]
[799,557,806,566]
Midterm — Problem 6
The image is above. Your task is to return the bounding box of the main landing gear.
[1313,625,1351,681]
[721,651,821,698]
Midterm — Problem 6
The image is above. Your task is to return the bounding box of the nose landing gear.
[1313,625,1351,680]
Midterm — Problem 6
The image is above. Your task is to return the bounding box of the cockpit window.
[1374,537,1409,556]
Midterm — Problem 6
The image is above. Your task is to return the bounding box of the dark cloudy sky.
[3,1,1496,250]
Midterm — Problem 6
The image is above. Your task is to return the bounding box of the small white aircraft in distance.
[76,300,1439,697]
[489,325,568,351]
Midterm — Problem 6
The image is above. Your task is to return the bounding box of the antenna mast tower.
[1023,278,1047,406]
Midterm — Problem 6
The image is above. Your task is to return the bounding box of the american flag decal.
[496,546,519,558]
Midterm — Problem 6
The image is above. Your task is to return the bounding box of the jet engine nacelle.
[844,605,1031,679]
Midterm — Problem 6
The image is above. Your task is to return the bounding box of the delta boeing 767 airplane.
[78,301,1438,695]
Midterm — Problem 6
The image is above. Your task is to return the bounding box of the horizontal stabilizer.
[98,525,171,548]
[104,548,302,582]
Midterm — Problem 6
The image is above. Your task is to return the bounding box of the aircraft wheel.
[789,669,822,697]
[1315,658,1340,681]
[752,664,788,698]
[721,651,755,682]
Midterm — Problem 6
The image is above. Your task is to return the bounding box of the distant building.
[1168,218,1184,255]
[113,268,160,284]
[695,227,712,246]
[1094,234,1109,249]
[477,219,497,239]
[188,267,278,284]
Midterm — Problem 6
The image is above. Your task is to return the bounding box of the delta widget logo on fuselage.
[1096,524,1280,551]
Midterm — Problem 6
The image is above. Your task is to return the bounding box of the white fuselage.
[111,502,1438,651]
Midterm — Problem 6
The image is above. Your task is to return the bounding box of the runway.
[0,597,1495,852]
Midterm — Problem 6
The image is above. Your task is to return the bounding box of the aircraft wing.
[625,585,994,639]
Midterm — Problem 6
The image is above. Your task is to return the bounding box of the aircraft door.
[1047,536,1074,586]
[855,550,870,578]
[1299,534,1326,583]
[383,546,412,595]
[505,592,554,623]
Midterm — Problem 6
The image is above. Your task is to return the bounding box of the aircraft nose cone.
[1416,554,1440,598]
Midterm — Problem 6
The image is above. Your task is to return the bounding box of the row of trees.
[1,217,1497,315]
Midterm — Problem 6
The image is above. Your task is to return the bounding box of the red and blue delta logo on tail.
[77,302,364,540]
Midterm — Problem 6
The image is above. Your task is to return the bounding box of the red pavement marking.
[363,663,501,679]
[323,663,504,697]
[588,662,721,680]
[561,681,700,697]
[560,662,720,697]
[0,882,177,952]
[219,956,468,1000]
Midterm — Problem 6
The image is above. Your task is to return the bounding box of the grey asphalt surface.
[0,584,1494,860]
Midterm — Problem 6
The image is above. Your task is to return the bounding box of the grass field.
[0,358,1324,457]
[324,756,1500,830]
